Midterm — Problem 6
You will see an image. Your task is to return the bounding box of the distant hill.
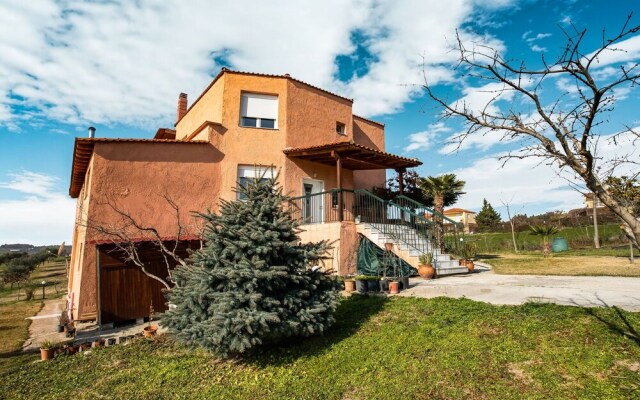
[0,243,72,255]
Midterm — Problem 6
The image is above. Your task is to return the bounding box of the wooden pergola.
[284,140,422,221]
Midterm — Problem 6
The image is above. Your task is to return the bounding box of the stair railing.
[353,190,437,258]
[394,195,465,257]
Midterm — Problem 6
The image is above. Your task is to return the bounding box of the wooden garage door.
[98,249,168,324]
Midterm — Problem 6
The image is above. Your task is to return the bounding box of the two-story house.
[67,69,441,324]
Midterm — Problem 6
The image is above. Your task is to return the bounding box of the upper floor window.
[336,122,346,135]
[240,93,278,129]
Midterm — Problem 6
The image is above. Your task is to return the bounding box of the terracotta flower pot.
[40,348,55,361]
[384,242,393,251]
[344,280,355,293]
[93,340,105,348]
[143,325,158,338]
[458,259,465,266]
[465,260,475,272]
[389,281,400,294]
[418,263,435,280]
[67,345,77,355]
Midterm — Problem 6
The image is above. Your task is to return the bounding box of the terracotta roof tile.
[353,114,385,127]
[176,68,354,126]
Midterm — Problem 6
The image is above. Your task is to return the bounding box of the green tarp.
[356,235,417,277]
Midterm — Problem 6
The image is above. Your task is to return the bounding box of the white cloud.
[587,34,640,67]
[0,0,516,127]
[0,171,75,245]
[405,122,450,152]
[449,130,640,216]
[530,44,546,52]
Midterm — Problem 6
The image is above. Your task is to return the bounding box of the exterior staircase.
[288,188,469,277]
[356,223,468,276]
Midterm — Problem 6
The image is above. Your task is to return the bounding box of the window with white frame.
[240,93,278,129]
[237,165,276,199]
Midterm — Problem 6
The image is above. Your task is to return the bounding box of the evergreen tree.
[476,199,501,231]
[162,177,341,357]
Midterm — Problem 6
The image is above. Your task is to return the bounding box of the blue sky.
[1,0,639,244]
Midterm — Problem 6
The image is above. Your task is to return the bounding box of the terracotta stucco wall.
[73,141,221,319]
[215,74,289,200]
[175,75,225,140]
[352,117,387,191]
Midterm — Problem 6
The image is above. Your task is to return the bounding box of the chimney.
[88,126,96,138]
[177,93,188,122]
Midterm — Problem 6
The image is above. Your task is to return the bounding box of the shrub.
[163,177,341,357]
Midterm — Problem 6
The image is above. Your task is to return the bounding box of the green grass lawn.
[480,253,640,277]
[0,260,67,373]
[2,296,639,399]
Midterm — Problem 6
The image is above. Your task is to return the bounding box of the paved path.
[23,297,67,350]
[401,269,640,311]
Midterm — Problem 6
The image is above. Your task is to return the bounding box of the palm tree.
[528,225,559,257]
[419,174,466,251]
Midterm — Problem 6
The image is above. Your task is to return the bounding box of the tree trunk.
[592,201,600,249]
[434,195,444,252]
[587,179,640,250]
[510,220,518,253]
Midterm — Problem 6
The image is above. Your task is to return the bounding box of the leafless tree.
[80,193,205,290]
[424,15,640,249]
[500,196,524,253]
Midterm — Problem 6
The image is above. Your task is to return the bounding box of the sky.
[1,0,639,245]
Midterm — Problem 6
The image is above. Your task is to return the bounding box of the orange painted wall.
[175,75,225,140]
[353,117,387,190]
[71,141,220,319]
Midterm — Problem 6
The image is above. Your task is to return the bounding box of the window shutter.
[240,94,278,119]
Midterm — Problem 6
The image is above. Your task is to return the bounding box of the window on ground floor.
[237,165,276,200]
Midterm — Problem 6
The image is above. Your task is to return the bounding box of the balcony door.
[302,178,324,224]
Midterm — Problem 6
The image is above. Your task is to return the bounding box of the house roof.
[444,208,476,214]
[283,140,421,170]
[69,138,208,198]
[153,128,176,140]
[176,68,360,126]
[353,114,385,127]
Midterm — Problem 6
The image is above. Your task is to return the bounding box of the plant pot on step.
[93,339,105,348]
[465,260,475,272]
[57,324,64,333]
[384,242,394,251]
[400,276,410,290]
[379,278,390,292]
[389,281,400,294]
[418,264,435,280]
[366,279,380,292]
[344,279,355,293]
[355,277,368,293]
[143,325,158,338]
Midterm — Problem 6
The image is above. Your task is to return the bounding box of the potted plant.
[143,303,158,338]
[465,243,477,272]
[93,338,105,347]
[365,276,380,292]
[40,340,57,361]
[379,277,390,292]
[343,276,355,292]
[384,242,393,251]
[418,253,435,279]
[58,311,67,333]
[355,275,368,293]
[389,280,400,294]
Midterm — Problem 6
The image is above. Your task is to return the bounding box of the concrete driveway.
[401,268,640,311]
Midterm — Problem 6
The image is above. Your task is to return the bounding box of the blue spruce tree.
[162,176,341,356]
